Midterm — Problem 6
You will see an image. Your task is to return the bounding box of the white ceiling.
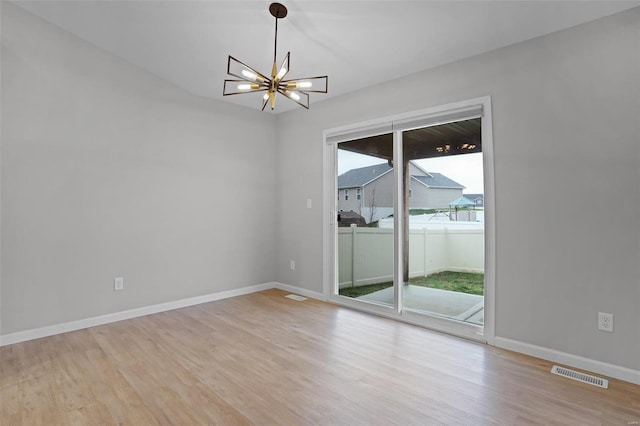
[13,1,640,113]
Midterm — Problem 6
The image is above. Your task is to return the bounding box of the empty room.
[1,1,639,424]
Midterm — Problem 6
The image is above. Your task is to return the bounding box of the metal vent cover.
[551,365,608,388]
[285,294,307,301]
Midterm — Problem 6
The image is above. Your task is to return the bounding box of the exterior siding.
[362,170,394,212]
[338,188,362,213]
[410,185,463,209]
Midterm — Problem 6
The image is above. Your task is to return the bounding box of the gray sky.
[338,151,484,194]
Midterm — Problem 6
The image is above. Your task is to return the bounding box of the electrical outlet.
[289,260,295,271]
[598,312,613,332]
[114,277,124,291]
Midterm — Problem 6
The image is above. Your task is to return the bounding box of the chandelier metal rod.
[273,15,278,64]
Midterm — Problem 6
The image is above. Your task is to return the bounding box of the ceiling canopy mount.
[269,2,287,19]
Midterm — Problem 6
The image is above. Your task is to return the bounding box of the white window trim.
[322,96,495,345]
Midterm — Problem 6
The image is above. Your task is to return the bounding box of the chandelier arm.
[227,56,271,82]
[223,80,269,96]
[275,52,290,82]
[279,75,328,93]
[277,87,309,109]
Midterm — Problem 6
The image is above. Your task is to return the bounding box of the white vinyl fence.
[338,226,484,288]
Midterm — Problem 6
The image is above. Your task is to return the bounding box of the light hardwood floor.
[1,289,639,425]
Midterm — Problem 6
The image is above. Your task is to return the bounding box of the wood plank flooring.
[1,289,639,425]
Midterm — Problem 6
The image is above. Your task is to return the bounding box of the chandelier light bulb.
[276,67,288,80]
[241,70,258,81]
[288,91,301,101]
[297,81,312,88]
[237,83,259,91]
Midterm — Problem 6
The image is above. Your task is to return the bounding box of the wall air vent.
[551,365,608,388]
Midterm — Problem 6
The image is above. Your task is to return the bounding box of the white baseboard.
[0,282,277,347]
[3,283,637,387]
[273,282,325,301]
[494,336,640,386]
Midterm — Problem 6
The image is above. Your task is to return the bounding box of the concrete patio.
[357,285,484,325]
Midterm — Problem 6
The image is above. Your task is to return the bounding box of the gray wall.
[276,9,640,370]
[1,3,277,334]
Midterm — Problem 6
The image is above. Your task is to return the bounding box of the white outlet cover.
[598,312,613,332]
[114,277,124,291]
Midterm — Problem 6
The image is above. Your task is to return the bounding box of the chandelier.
[223,2,328,111]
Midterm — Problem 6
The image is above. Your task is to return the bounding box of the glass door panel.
[401,118,485,325]
[336,134,395,307]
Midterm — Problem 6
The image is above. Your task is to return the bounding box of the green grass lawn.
[339,271,484,298]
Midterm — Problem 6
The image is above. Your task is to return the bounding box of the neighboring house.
[338,162,464,223]
[464,193,484,207]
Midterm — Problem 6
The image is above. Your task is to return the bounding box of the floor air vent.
[551,365,608,388]
[285,294,307,301]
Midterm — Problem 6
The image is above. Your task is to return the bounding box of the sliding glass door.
[326,97,493,342]
[401,120,485,326]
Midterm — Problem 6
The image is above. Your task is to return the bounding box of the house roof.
[462,194,484,203]
[339,162,464,190]
[338,163,392,189]
[412,174,465,190]
[464,193,484,200]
